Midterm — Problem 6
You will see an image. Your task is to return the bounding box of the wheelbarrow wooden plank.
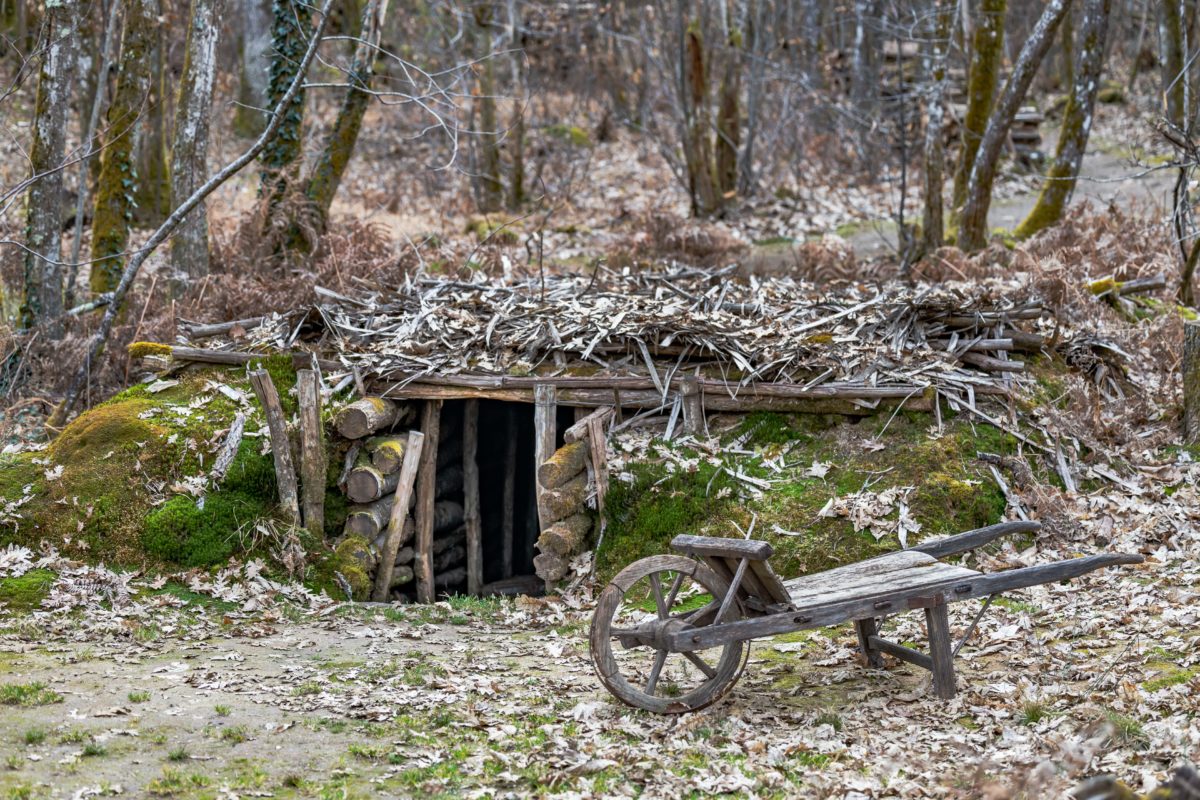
[786,561,980,608]
[781,550,940,596]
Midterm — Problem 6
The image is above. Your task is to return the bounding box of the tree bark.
[168,0,223,286]
[1160,0,1186,127]
[90,0,157,294]
[474,2,503,213]
[299,0,390,242]
[959,0,1071,251]
[920,0,953,255]
[20,0,77,336]
[1015,0,1112,240]
[952,0,1007,218]
[234,0,272,137]
[259,0,312,210]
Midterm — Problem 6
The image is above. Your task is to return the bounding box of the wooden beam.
[248,369,300,526]
[563,407,614,443]
[533,384,556,533]
[296,369,326,536]
[867,635,932,671]
[671,534,772,561]
[910,520,1041,559]
[371,430,424,602]
[501,404,516,579]
[855,619,884,669]
[680,375,703,435]
[463,399,482,596]
[925,604,956,699]
[414,400,442,603]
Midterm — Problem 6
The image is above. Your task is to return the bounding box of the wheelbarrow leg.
[925,604,956,699]
[854,618,884,669]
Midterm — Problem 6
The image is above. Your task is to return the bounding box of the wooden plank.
[533,385,556,533]
[671,534,773,561]
[680,376,703,435]
[911,520,1041,558]
[868,635,932,671]
[563,406,613,443]
[671,553,1142,652]
[501,404,515,579]
[371,430,424,602]
[248,369,300,526]
[925,604,956,698]
[855,619,884,668]
[786,562,980,608]
[296,370,326,536]
[414,400,442,603]
[749,560,793,608]
[782,550,937,595]
[725,555,773,603]
[463,399,482,596]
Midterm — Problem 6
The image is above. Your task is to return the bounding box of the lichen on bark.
[951,0,1006,219]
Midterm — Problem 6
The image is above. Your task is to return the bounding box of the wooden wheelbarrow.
[588,521,1143,713]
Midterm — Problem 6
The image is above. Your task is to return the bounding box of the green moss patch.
[0,569,55,611]
[598,412,1012,582]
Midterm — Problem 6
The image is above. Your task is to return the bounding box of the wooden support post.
[533,384,556,532]
[296,370,325,536]
[415,400,442,603]
[681,376,703,436]
[248,369,300,526]
[371,430,424,602]
[854,618,884,669]
[501,404,516,579]
[463,399,482,596]
[925,604,956,699]
[1185,320,1200,443]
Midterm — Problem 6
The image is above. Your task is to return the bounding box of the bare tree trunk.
[20,0,77,335]
[299,0,390,240]
[506,0,525,210]
[715,24,741,200]
[474,2,503,213]
[134,26,169,226]
[959,0,1071,251]
[234,0,272,137]
[681,16,721,216]
[921,0,953,254]
[168,0,222,287]
[90,0,157,294]
[952,0,1007,218]
[1161,0,1186,126]
[1015,0,1112,239]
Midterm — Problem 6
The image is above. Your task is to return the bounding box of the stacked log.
[532,407,611,585]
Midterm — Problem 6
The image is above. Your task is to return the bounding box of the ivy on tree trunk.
[259,0,312,210]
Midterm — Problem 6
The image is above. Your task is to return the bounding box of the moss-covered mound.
[597,410,1017,582]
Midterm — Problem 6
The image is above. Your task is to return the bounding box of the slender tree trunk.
[234,0,272,137]
[506,0,525,210]
[134,26,169,226]
[738,0,766,194]
[1161,0,1186,126]
[682,20,720,216]
[259,0,312,210]
[295,0,389,244]
[20,0,77,335]
[168,0,222,286]
[921,0,953,254]
[952,0,1007,219]
[1015,0,1112,239]
[959,0,1071,251]
[474,3,503,213]
[89,0,157,294]
[715,25,741,200]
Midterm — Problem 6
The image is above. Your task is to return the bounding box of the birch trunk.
[169,0,223,285]
[959,0,1070,251]
[20,0,77,335]
[1015,0,1112,240]
[90,0,158,294]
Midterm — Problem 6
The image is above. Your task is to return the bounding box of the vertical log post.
[533,385,557,533]
[501,404,516,579]
[414,400,442,603]
[1185,320,1200,443]
[854,618,884,669]
[249,369,300,526]
[372,430,424,601]
[296,369,325,536]
[925,604,957,699]
[681,375,703,436]
[463,399,482,595]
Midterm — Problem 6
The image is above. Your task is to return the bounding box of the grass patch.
[128,690,150,703]
[0,570,56,612]
[0,682,62,706]
[1019,701,1051,726]
[1103,709,1149,748]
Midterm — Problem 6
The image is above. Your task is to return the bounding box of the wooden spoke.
[649,573,667,619]
[645,650,668,694]
[664,571,685,609]
[683,651,716,679]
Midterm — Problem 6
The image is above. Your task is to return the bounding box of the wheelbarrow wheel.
[589,555,749,713]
